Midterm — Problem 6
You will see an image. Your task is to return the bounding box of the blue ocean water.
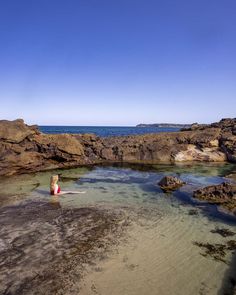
[39,126,180,137]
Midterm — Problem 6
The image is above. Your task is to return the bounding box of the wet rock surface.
[0,200,126,295]
[193,182,236,214]
[158,175,185,192]
[0,118,236,176]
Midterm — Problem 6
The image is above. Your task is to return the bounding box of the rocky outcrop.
[193,182,236,214]
[181,118,236,132]
[158,176,185,192]
[99,127,226,163]
[0,119,38,143]
[0,118,236,176]
[181,118,236,162]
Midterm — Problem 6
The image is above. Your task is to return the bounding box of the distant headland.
[136,123,191,128]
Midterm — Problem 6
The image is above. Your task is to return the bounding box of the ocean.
[39,126,180,137]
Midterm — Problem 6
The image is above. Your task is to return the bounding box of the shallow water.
[0,163,236,294]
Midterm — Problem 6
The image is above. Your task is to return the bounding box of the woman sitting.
[50,175,86,195]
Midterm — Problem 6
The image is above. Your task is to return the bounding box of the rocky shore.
[0,118,235,176]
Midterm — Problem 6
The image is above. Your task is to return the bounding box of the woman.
[50,175,86,195]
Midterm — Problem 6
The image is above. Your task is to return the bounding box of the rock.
[158,176,186,191]
[0,118,236,175]
[193,182,235,203]
[174,145,226,162]
[220,134,236,162]
[34,134,84,156]
[193,182,236,213]
[0,119,37,143]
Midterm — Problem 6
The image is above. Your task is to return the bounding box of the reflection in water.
[35,189,50,196]
[49,195,61,209]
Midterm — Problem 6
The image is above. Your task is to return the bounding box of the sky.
[0,0,235,126]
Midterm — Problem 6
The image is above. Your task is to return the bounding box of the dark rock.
[158,175,185,191]
[193,182,236,203]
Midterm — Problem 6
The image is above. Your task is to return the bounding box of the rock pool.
[0,163,236,295]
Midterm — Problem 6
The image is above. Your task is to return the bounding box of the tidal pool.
[0,163,236,295]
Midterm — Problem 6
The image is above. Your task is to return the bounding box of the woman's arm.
[54,184,59,195]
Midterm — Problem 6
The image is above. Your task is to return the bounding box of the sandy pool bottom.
[80,205,235,295]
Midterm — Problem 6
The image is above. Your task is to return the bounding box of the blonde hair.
[50,175,59,191]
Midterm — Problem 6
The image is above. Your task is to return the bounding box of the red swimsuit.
[50,185,61,195]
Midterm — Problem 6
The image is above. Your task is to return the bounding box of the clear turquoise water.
[2,162,235,224]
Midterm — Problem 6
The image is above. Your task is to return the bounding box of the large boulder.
[158,176,186,192]
[0,119,37,143]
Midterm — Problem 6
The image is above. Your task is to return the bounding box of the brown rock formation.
[0,119,38,143]
[193,182,236,214]
[0,118,235,176]
[158,176,185,192]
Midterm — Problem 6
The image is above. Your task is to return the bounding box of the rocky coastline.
[0,118,236,176]
[1,118,236,214]
[0,119,236,294]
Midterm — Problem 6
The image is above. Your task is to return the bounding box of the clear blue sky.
[0,0,235,126]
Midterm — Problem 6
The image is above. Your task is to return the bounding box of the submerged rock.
[193,182,235,202]
[193,182,236,213]
[158,175,186,192]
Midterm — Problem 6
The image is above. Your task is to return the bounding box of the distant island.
[136,123,192,128]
